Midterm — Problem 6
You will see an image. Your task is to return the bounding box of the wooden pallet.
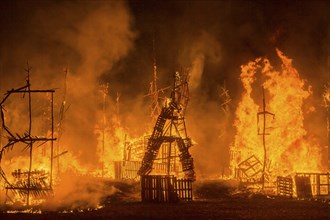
[141,175,192,202]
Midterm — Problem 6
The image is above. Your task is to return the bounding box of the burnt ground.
[0,197,329,220]
[0,180,329,220]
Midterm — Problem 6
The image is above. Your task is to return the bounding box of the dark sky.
[0,0,329,175]
[1,0,328,94]
[127,0,329,96]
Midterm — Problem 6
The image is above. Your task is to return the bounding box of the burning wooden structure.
[230,50,329,199]
[0,65,56,206]
[295,172,330,198]
[138,71,195,180]
[277,176,293,197]
[114,137,174,180]
[113,66,192,183]
[137,70,195,202]
[276,172,330,199]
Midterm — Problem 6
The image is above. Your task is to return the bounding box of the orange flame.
[95,115,125,178]
[231,49,323,180]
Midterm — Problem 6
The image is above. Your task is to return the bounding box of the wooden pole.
[50,92,54,188]
[261,88,267,190]
[257,87,274,190]
[26,62,32,206]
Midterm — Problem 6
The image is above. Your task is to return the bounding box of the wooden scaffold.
[0,63,56,206]
[138,70,195,202]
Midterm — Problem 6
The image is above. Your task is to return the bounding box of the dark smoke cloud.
[126,0,329,176]
[0,0,329,178]
[0,0,136,166]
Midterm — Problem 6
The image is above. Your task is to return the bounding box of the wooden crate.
[141,175,192,202]
[295,173,330,198]
[176,178,193,201]
[277,176,293,197]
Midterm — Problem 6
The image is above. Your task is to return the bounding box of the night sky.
[0,0,329,175]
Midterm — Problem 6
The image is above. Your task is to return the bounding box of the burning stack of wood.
[138,71,195,181]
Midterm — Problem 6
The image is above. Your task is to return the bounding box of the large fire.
[0,48,327,208]
[230,49,323,182]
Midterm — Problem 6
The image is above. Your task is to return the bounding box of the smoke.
[179,31,221,89]
[0,0,328,188]
[148,0,328,176]
[0,0,136,164]
[43,173,117,210]
[0,0,137,207]
[190,54,205,89]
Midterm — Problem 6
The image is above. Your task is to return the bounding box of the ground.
[0,180,329,219]
[0,197,329,220]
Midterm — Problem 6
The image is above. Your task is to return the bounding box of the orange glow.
[230,49,323,181]
[95,115,125,178]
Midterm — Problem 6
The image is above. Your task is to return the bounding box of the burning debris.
[0,64,56,206]
[236,155,264,183]
[229,49,330,199]
[6,169,50,200]
[0,51,328,212]
[0,50,328,213]
[0,1,328,219]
